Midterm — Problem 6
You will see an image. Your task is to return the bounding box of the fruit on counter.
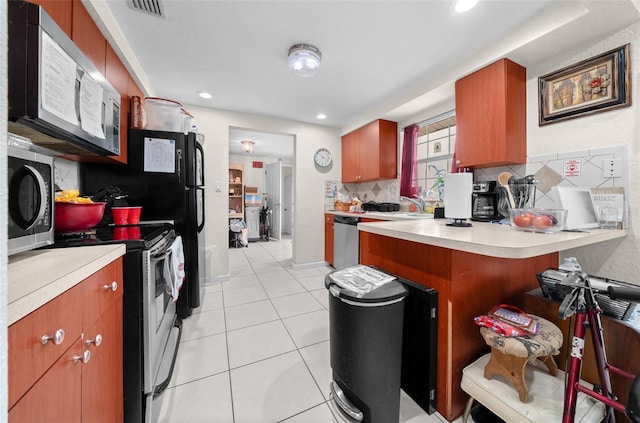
[513,212,535,228]
[532,214,553,229]
[55,189,94,203]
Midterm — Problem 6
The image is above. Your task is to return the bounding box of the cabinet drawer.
[82,259,124,323]
[8,282,84,408]
[9,337,83,423]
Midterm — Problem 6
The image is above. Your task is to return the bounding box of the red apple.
[513,213,533,227]
[532,214,553,229]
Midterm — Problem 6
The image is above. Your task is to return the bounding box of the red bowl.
[54,202,107,233]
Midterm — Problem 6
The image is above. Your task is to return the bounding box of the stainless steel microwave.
[7,0,121,157]
[8,144,55,255]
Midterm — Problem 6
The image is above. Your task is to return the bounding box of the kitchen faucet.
[400,196,425,213]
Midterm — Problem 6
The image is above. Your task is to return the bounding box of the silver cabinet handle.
[41,329,65,346]
[103,281,118,292]
[86,334,102,347]
[73,350,91,364]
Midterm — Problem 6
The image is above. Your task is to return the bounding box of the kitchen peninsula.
[357,219,627,421]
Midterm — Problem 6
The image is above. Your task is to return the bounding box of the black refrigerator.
[80,128,205,318]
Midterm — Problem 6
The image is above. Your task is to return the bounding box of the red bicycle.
[557,271,640,423]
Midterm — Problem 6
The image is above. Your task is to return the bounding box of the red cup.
[113,227,128,240]
[128,206,142,224]
[112,207,129,225]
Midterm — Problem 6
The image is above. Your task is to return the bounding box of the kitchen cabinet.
[8,259,124,423]
[341,119,398,183]
[72,0,106,76]
[229,164,244,220]
[324,214,334,266]
[454,58,526,169]
[359,232,557,421]
[31,0,72,37]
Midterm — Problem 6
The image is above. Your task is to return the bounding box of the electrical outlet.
[433,141,442,154]
[602,158,622,178]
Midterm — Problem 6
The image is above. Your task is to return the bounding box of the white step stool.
[461,354,605,423]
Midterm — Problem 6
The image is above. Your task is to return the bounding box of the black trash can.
[325,265,408,423]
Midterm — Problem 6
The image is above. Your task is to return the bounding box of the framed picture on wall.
[538,44,631,126]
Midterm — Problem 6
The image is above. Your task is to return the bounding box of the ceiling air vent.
[126,0,165,18]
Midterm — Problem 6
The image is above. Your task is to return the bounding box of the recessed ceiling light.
[198,92,213,99]
[316,113,327,120]
[454,0,478,13]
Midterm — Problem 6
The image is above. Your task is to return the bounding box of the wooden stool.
[479,315,563,403]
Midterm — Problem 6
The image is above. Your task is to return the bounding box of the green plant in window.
[428,165,446,200]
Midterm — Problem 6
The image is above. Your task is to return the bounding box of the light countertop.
[8,244,126,325]
[358,219,628,259]
[326,210,433,221]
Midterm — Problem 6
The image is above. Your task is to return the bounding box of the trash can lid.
[325,265,408,304]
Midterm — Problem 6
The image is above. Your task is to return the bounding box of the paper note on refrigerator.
[144,137,176,173]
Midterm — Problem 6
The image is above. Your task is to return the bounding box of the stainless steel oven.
[7,142,54,255]
[143,233,183,408]
[52,223,182,423]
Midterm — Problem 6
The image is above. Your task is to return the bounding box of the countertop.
[326,210,433,221]
[8,244,126,325]
[358,219,628,259]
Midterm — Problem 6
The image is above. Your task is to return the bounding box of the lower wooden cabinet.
[324,214,334,266]
[9,258,124,423]
[9,338,83,422]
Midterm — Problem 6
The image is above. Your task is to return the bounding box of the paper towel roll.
[444,173,473,219]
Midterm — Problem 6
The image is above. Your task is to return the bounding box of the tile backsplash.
[473,144,628,210]
[328,145,629,218]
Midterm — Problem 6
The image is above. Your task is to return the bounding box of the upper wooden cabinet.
[454,58,526,169]
[341,119,398,183]
[72,0,106,76]
[31,0,73,37]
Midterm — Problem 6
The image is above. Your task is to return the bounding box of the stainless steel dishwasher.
[333,215,360,269]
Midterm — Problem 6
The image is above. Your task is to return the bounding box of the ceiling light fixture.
[198,91,212,99]
[316,113,327,120]
[454,0,478,13]
[241,140,255,153]
[288,43,322,77]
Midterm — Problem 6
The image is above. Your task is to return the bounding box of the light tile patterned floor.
[154,235,463,423]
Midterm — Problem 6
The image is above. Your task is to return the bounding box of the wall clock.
[314,148,332,167]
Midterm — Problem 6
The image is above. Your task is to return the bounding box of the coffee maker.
[471,181,502,221]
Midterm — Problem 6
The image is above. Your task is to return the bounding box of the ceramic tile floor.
[154,235,467,423]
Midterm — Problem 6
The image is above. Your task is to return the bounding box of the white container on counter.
[144,97,183,132]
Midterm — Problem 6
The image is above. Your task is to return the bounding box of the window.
[415,111,456,199]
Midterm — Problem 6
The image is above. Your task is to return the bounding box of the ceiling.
[85,0,639,159]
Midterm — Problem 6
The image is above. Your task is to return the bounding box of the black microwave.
[7,0,121,157]
[8,143,55,255]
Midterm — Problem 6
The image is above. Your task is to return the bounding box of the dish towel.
[163,235,185,302]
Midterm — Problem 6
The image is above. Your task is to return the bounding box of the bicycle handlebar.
[607,286,640,303]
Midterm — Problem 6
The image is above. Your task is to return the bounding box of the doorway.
[228,127,294,252]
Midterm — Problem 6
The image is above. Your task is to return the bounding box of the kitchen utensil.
[54,201,107,233]
[497,172,515,209]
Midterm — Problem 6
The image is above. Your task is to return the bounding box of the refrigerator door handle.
[176,149,182,184]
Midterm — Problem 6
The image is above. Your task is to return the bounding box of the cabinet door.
[31,0,72,37]
[81,259,124,423]
[455,59,526,168]
[341,131,360,183]
[72,0,106,75]
[8,282,84,408]
[358,121,379,181]
[324,214,334,266]
[9,338,83,423]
